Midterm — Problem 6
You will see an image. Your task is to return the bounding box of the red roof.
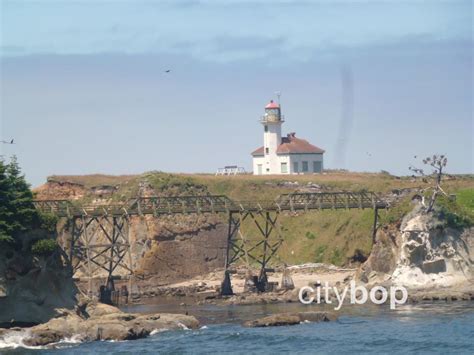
[251,133,325,156]
[251,146,265,156]
[265,100,280,109]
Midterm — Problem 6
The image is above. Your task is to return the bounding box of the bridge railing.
[33,200,131,217]
[128,195,236,214]
[33,191,387,217]
[276,191,386,211]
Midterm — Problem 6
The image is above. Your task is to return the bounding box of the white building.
[251,100,325,175]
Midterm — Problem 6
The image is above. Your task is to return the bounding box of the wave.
[177,322,190,330]
[0,330,45,350]
[150,328,167,335]
[0,330,84,350]
[50,334,84,349]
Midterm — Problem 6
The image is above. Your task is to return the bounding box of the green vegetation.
[0,157,55,248]
[0,157,38,243]
[436,188,474,229]
[31,238,58,256]
[305,231,316,240]
[37,212,59,233]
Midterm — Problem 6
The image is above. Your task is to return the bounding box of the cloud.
[1,0,471,62]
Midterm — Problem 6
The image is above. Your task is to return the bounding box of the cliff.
[0,232,77,327]
[358,202,474,290]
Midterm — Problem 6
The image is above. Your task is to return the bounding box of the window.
[302,161,309,172]
[281,162,288,173]
[265,147,269,154]
[264,125,268,132]
[313,161,322,173]
[293,162,299,173]
[266,168,270,172]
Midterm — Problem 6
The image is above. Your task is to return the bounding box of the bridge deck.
[33,192,387,218]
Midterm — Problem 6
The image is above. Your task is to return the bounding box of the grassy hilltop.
[41,171,474,266]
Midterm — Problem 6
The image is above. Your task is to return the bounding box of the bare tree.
[409,154,448,212]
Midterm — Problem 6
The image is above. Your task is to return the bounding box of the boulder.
[243,311,337,327]
[422,259,447,274]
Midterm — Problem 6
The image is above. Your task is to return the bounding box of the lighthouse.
[251,99,325,175]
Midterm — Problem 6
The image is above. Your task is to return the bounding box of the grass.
[436,188,474,229]
[36,171,474,266]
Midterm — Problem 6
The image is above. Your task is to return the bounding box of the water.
[2,301,474,354]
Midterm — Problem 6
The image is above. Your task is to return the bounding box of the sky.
[0,0,473,186]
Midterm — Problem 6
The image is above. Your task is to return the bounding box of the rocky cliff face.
[0,234,77,327]
[35,177,227,284]
[137,222,227,283]
[34,178,87,200]
[127,213,227,283]
[358,204,473,289]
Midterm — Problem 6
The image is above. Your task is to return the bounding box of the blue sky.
[0,0,472,186]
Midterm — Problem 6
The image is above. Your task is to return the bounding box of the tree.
[0,159,14,243]
[409,154,448,212]
[0,156,39,243]
[5,156,38,234]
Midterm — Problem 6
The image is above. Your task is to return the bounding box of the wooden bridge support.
[68,214,134,299]
[372,206,382,245]
[221,210,284,295]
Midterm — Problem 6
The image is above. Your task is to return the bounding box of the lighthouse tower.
[261,100,283,174]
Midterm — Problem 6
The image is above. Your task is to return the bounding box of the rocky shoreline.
[0,301,199,348]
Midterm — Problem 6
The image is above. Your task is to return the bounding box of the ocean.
[2,301,474,354]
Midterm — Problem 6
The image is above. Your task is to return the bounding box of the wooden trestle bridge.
[33,191,388,296]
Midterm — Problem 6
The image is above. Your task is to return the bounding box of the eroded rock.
[243,311,337,327]
[358,204,473,290]
[2,302,200,347]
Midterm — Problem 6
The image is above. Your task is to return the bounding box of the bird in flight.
[1,139,14,144]
[164,69,171,73]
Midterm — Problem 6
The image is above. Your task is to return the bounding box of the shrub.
[305,231,316,240]
[38,212,58,233]
[314,245,327,263]
[31,239,58,256]
[330,248,343,265]
[0,234,14,244]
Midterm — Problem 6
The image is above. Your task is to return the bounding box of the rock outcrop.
[243,312,337,327]
[358,204,474,290]
[136,221,227,283]
[0,238,77,327]
[0,302,199,348]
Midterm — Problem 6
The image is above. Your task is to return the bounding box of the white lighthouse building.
[251,100,325,175]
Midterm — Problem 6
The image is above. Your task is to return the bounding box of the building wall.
[252,155,265,175]
[288,153,324,174]
[253,153,324,175]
